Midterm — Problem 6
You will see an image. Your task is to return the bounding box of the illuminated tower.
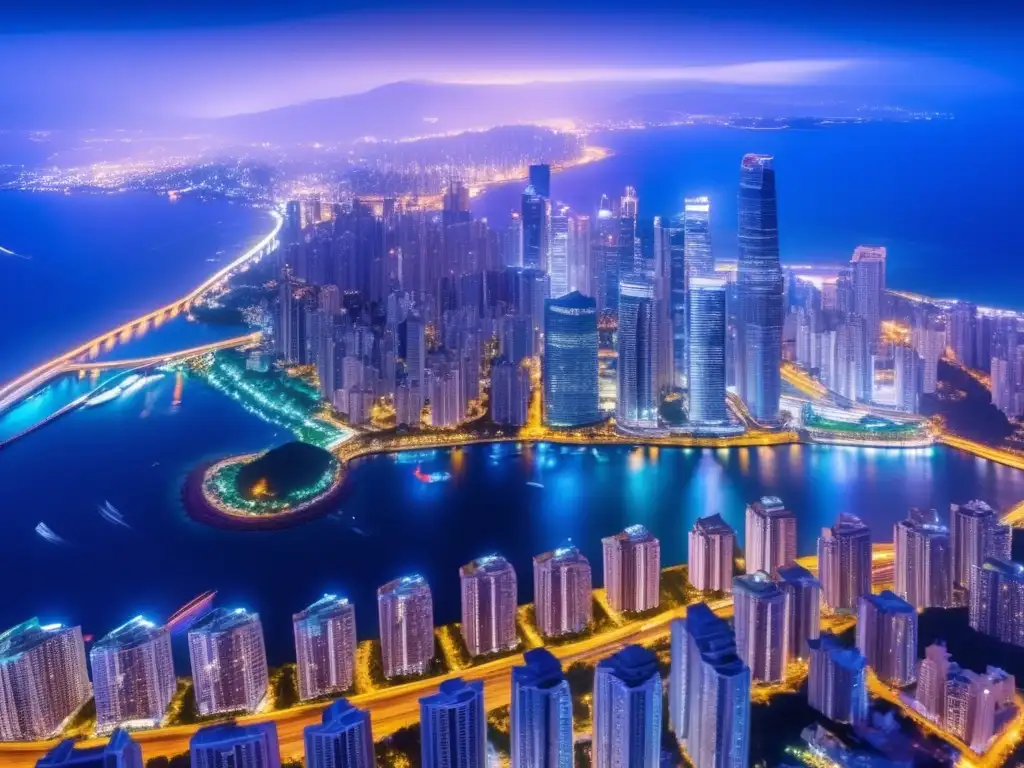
[894,508,951,610]
[293,594,357,701]
[970,558,1024,646]
[377,575,434,679]
[420,678,486,768]
[190,722,281,768]
[856,591,917,687]
[617,273,659,429]
[543,291,600,427]
[602,524,661,614]
[522,186,548,272]
[459,555,519,657]
[807,633,868,725]
[686,277,728,424]
[737,154,783,422]
[511,649,573,768]
[669,605,750,768]
[950,500,1006,603]
[0,619,91,741]
[778,563,821,661]
[529,164,551,199]
[687,513,735,593]
[187,608,268,717]
[744,496,796,579]
[818,514,872,614]
[91,616,175,734]
[548,205,570,299]
[304,698,376,768]
[683,196,713,278]
[851,245,886,347]
[533,544,593,638]
[732,572,788,683]
[592,645,662,768]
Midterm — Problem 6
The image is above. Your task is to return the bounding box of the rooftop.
[862,590,916,615]
[534,544,588,566]
[311,698,369,733]
[953,500,998,518]
[461,554,515,577]
[421,677,483,709]
[294,594,352,623]
[605,524,658,545]
[190,721,277,747]
[513,648,566,690]
[190,607,260,635]
[92,616,164,651]
[0,618,73,664]
[693,513,735,535]
[981,557,1024,579]
[598,644,660,688]
[778,563,820,585]
[734,571,784,597]
[378,574,431,598]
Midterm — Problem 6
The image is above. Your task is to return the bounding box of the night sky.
[1,0,1020,126]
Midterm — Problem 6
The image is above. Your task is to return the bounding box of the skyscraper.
[510,649,573,768]
[744,496,797,579]
[617,273,659,429]
[592,645,662,768]
[851,246,886,348]
[602,524,661,614]
[190,722,281,768]
[818,513,872,614]
[0,619,91,741]
[533,544,592,638]
[529,164,551,199]
[91,616,175,734]
[188,608,268,717]
[568,214,593,297]
[778,563,821,661]
[377,575,434,679]
[491,356,531,427]
[522,186,548,272]
[37,729,143,768]
[548,205,570,299]
[669,605,750,768]
[543,291,600,427]
[737,153,783,423]
[304,698,376,768]
[970,558,1024,647]
[915,641,952,723]
[420,678,486,768]
[293,594,357,701]
[687,513,736,593]
[683,196,714,279]
[950,500,1003,602]
[687,276,728,424]
[894,508,951,610]
[459,555,519,657]
[806,633,868,725]
[733,572,788,683]
[856,591,917,687]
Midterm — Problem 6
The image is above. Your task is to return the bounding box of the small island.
[184,441,344,530]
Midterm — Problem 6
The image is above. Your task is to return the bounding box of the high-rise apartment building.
[510,649,573,768]
[856,591,917,687]
[190,721,281,768]
[602,524,661,614]
[688,513,736,593]
[617,274,659,429]
[733,572,788,683]
[737,154,783,423]
[460,555,519,657]
[0,619,91,741]
[851,246,886,348]
[970,558,1024,647]
[377,575,434,679]
[950,500,1005,602]
[293,594,357,701]
[894,508,951,610]
[744,496,797,579]
[669,604,750,768]
[37,729,142,768]
[420,678,486,768]
[490,356,530,427]
[778,563,821,661]
[687,277,728,424]
[592,645,662,768]
[91,616,175,734]
[188,608,268,717]
[543,292,600,427]
[533,545,592,638]
[806,633,868,725]
[304,698,376,768]
[818,513,872,614]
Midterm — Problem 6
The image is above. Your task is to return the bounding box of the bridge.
[0,211,282,413]
[63,333,263,373]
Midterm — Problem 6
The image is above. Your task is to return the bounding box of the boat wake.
[0,244,30,260]
[35,522,67,545]
[97,501,131,529]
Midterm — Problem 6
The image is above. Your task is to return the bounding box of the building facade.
[744,496,797,579]
[459,555,519,657]
[293,595,357,701]
[377,575,435,679]
[510,649,573,768]
[187,608,268,717]
[533,545,592,637]
[856,591,918,687]
[806,633,868,725]
[543,292,601,427]
[894,508,951,610]
[190,722,281,768]
[687,277,728,424]
[592,646,663,768]
[420,678,486,768]
[687,514,736,593]
[818,514,872,614]
[733,572,789,683]
[602,524,661,614]
[303,698,376,768]
[778,563,821,661]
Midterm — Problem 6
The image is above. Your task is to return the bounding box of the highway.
[0,211,281,413]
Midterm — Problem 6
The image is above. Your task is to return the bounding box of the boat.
[121,373,163,397]
[166,590,217,634]
[414,466,452,484]
[526,481,545,489]
[84,373,142,407]
[35,522,67,545]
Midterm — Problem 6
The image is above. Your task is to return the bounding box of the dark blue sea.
[473,116,1020,309]
[1,121,1024,666]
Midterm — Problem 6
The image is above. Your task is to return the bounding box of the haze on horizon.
[0,0,1020,133]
